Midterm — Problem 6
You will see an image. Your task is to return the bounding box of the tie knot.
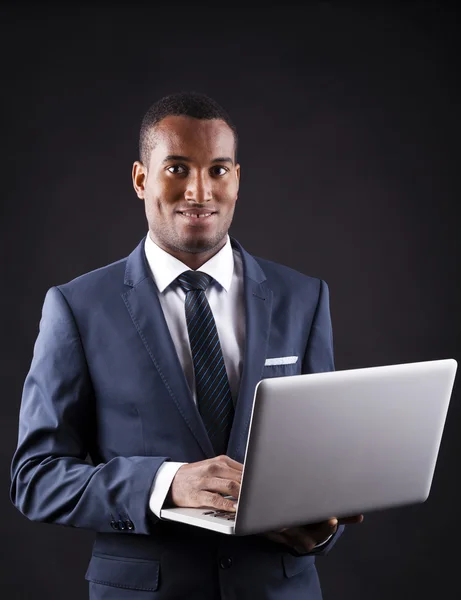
[177,270,212,293]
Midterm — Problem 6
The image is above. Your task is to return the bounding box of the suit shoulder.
[55,255,128,302]
[252,255,324,289]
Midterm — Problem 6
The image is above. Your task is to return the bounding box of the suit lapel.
[121,236,272,463]
[227,238,273,463]
[122,238,214,458]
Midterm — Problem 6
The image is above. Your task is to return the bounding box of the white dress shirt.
[144,232,245,517]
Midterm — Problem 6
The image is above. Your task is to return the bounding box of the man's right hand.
[167,455,243,512]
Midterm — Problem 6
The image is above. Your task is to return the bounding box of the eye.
[166,164,188,175]
[210,165,228,176]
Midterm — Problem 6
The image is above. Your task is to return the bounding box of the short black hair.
[139,91,238,167]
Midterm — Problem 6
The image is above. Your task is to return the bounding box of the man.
[11,92,362,599]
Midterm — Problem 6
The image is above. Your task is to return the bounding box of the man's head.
[132,92,240,269]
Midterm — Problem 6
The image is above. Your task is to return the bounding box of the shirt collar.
[144,232,234,293]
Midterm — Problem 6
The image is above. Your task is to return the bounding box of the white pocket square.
[264,356,298,366]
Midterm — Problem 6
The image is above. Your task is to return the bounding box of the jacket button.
[118,520,126,530]
[110,520,119,530]
[125,520,135,530]
[219,557,232,569]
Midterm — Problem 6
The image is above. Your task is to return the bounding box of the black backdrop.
[1,2,460,598]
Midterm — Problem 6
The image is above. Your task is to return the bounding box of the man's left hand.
[262,514,364,554]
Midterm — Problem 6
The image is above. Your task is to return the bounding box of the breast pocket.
[262,356,301,379]
[86,553,160,598]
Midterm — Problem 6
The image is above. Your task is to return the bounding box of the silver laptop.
[160,358,457,536]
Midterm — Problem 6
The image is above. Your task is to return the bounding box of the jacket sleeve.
[10,286,169,534]
[300,278,345,556]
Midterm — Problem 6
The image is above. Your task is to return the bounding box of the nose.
[184,170,212,204]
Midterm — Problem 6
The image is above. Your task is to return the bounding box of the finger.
[221,466,244,482]
[302,519,339,534]
[263,530,308,553]
[203,476,241,500]
[297,520,339,548]
[203,460,243,483]
[215,455,244,471]
[280,527,317,553]
[263,531,288,545]
[337,515,364,525]
[197,490,237,512]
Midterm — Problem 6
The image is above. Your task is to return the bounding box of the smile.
[178,212,215,219]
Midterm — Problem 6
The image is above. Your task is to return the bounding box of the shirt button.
[110,520,119,530]
[219,557,232,569]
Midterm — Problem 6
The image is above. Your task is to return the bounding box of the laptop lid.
[233,358,457,535]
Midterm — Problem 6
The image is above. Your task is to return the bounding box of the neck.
[149,233,227,270]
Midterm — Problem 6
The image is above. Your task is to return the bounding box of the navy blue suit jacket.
[11,236,344,599]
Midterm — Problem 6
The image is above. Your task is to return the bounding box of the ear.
[235,162,241,191]
[132,161,147,199]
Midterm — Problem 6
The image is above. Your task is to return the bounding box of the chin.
[180,238,216,254]
[177,231,226,254]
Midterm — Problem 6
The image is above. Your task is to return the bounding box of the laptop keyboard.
[202,510,236,521]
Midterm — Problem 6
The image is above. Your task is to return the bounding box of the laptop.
[160,358,457,536]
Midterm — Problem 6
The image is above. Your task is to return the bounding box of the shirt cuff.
[313,533,334,548]
[149,461,187,518]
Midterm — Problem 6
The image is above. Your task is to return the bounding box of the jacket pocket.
[85,553,160,592]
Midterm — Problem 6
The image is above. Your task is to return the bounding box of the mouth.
[176,210,217,224]
[178,211,214,218]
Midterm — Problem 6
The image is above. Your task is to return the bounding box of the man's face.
[132,115,240,266]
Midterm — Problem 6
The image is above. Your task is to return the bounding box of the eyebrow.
[162,154,234,165]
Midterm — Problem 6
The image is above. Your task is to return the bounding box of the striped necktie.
[177,270,234,456]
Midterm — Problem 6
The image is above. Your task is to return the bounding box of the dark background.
[2,2,460,598]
